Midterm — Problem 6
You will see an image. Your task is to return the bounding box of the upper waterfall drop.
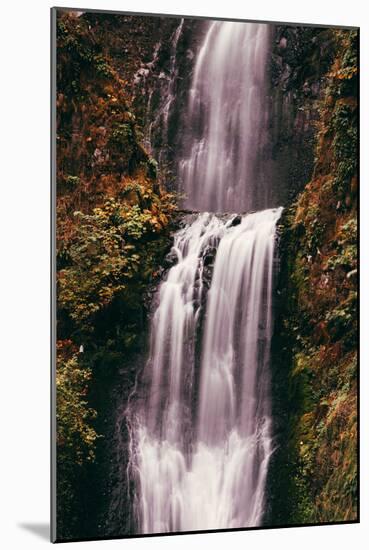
[179,21,270,212]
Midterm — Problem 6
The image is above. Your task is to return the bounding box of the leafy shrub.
[56,351,98,465]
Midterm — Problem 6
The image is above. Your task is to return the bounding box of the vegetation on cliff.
[270,29,358,524]
[55,11,176,539]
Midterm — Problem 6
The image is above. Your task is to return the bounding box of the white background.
[1,0,367,548]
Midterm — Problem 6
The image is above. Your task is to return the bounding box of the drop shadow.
[18,523,49,541]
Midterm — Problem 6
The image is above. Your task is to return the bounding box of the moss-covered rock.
[268,29,358,526]
[55,11,178,540]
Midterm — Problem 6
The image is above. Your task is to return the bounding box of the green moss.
[55,11,178,539]
[65,175,81,188]
[269,28,357,526]
[109,122,134,150]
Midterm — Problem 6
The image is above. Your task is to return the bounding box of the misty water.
[180,21,270,213]
[125,20,282,534]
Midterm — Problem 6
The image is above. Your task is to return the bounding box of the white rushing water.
[129,208,282,533]
[179,21,270,213]
[122,19,282,535]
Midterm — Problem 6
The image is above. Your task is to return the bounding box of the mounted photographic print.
[51,7,359,543]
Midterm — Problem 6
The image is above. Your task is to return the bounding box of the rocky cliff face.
[268,28,358,525]
[130,18,206,189]
[267,26,337,206]
[55,10,178,540]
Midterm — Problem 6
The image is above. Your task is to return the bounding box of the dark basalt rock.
[230,215,242,227]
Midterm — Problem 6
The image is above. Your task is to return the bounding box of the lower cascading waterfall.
[127,207,283,533]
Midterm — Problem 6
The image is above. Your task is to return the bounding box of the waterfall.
[122,20,282,535]
[128,208,282,533]
[179,21,270,212]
